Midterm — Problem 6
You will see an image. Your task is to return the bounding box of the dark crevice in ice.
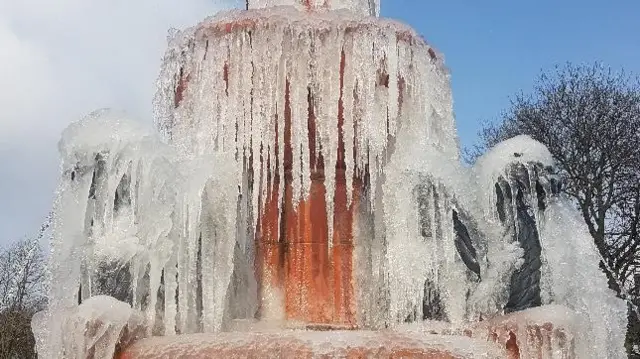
[153,269,166,336]
[93,261,133,304]
[114,170,132,215]
[196,232,203,332]
[422,280,448,321]
[138,263,151,312]
[498,164,543,314]
[536,180,546,211]
[88,153,106,200]
[453,210,481,278]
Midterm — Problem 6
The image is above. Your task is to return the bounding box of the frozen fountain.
[32,0,628,358]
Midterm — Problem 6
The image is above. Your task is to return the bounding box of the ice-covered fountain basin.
[116,330,502,359]
[116,305,579,358]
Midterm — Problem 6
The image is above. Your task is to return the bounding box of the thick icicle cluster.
[154,5,457,253]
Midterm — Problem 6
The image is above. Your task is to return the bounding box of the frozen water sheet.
[540,202,627,359]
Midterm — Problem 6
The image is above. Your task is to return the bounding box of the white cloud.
[0,0,238,243]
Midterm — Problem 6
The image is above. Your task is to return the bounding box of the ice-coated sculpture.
[32,0,627,358]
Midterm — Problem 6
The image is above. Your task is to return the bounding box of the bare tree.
[0,218,49,358]
[470,62,640,357]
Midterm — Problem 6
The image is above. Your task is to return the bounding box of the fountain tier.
[156,5,458,328]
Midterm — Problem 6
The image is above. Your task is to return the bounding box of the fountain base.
[115,306,577,359]
[115,330,500,359]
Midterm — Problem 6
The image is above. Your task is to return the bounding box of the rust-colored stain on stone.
[505,332,519,359]
[256,57,358,325]
[469,311,576,359]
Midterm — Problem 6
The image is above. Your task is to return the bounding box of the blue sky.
[382,0,640,150]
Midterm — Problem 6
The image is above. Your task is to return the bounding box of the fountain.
[32,0,628,358]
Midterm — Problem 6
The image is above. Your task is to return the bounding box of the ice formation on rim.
[33,1,627,358]
[247,0,380,16]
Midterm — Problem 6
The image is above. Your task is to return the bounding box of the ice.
[33,296,144,359]
[152,6,462,330]
[539,202,627,358]
[473,305,579,359]
[36,3,628,359]
[473,135,553,219]
[61,296,144,359]
[401,304,580,357]
[154,12,458,314]
[246,0,380,16]
[471,135,627,358]
[117,330,504,359]
[37,110,242,358]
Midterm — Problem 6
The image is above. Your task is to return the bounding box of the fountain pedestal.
[164,2,443,328]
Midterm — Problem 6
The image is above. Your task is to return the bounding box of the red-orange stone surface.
[254,63,361,325]
[115,330,502,359]
[469,306,577,359]
[114,301,576,359]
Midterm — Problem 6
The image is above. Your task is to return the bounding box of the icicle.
[386,29,399,138]
[289,27,311,203]
[315,28,343,249]
[276,28,287,245]
[250,31,264,235]
[342,37,355,206]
